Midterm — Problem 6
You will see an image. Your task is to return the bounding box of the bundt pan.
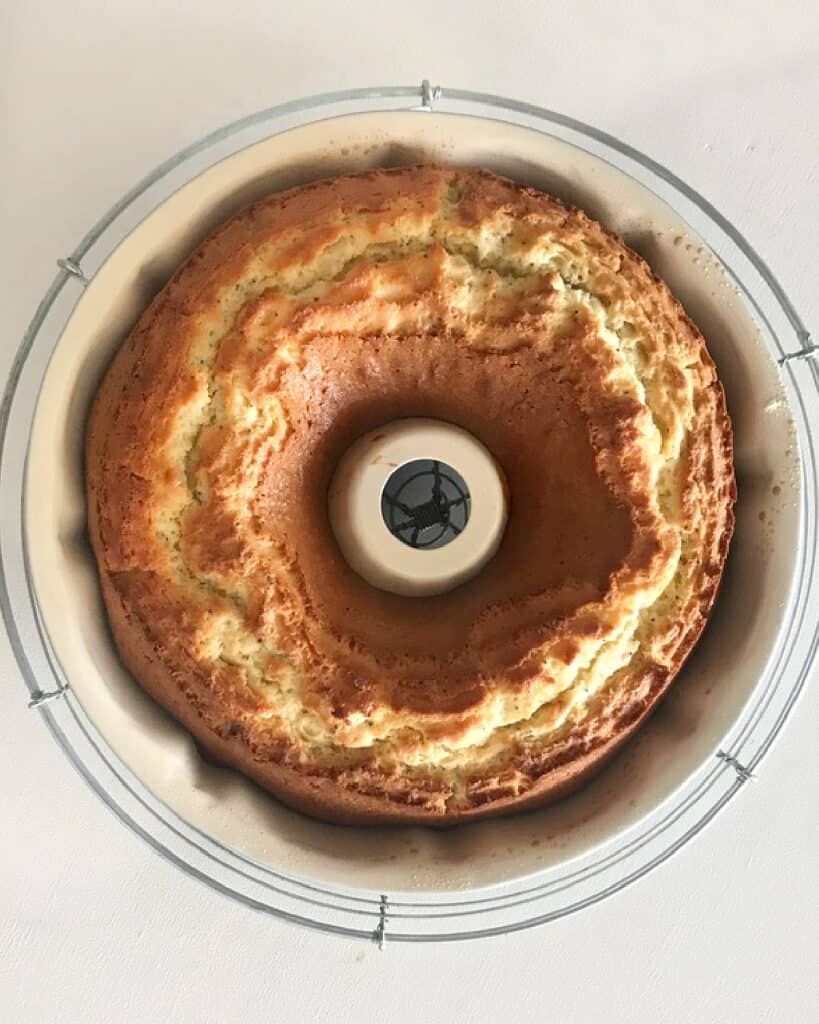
[21,96,801,896]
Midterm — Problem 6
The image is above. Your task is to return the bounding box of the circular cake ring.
[84,161,736,825]
[12,101,808,908]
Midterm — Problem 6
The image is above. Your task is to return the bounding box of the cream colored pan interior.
[25,112,800,892]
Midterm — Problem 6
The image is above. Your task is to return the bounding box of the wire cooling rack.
[1,83,816,943]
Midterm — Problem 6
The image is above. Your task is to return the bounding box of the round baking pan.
[2,85,816,942]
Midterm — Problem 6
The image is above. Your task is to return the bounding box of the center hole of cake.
[381,459,471,550]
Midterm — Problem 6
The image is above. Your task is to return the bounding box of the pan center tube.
[328,418,508,597]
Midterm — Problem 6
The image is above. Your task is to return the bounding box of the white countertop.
[2,2,818,1021]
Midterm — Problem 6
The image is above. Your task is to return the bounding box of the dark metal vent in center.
[381,459,470,549]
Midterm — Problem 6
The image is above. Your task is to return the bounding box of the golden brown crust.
[86,165,735,825]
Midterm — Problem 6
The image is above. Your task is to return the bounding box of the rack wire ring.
[1,83,816,942]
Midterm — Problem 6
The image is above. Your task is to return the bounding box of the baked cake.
[86,165,735,825]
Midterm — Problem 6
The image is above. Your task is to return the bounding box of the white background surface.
[1,2,817,1021]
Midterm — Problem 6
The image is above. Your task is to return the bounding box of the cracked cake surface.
[86,165,735,824]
